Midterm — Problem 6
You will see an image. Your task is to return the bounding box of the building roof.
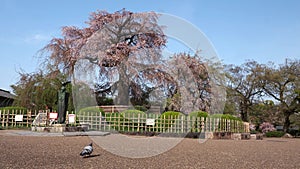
[0,89,15,99]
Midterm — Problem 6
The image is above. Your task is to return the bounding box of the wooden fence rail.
[76,112,249,133]
[0,110,39,128]
[98,105,162,114]
[0,109,249,134]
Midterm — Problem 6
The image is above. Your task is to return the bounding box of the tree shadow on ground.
[266,140,287,142]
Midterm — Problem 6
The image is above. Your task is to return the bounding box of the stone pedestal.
[31,124,66,133]
[213,132,233,139]
[256,133,263,140]
[205,132,214,139]
[233,133,242,140]
[241,133,251,140]
[250,134,256,139]
[80,123,90,131]
[51,124,66,132]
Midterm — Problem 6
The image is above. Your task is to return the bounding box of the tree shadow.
[83,154,101,158]
[266,140,287,142]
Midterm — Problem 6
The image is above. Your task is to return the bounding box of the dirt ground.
[0,130,299,169]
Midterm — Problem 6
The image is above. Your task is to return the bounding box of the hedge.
[265,131,285,137]
[189,111,209,119]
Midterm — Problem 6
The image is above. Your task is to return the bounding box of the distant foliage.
[11,70,67,110]
[259,122,276,134]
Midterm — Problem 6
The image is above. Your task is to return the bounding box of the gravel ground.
[0,130,299,169]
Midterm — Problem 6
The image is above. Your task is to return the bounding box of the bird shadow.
[83,154,101,158]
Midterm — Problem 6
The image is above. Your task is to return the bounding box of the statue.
[57,81,70,124]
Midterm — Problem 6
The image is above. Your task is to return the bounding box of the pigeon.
[80,143,93,157]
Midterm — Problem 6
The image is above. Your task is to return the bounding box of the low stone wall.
[213,132,233,139]
[31,124,66,132]
[214,132,262,140]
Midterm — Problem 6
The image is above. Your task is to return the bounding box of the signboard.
[15,115,23,122]
[146,119,155,126]
[49,112,58,119]
[68,114,76,124]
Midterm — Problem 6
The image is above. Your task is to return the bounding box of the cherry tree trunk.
[115,64,129,105]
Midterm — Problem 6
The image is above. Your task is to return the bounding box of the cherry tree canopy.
[42,9,212,113]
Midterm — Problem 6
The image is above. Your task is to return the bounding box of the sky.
[1,0,300,92]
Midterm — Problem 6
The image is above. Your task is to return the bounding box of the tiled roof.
[0,89,15,99]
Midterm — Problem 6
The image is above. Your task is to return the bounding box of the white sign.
[49,112,58,119]
[146,119,155,126]
[15,115,23,122]
[68,114,76,123]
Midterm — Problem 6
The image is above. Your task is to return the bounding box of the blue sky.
[1,0,300,92]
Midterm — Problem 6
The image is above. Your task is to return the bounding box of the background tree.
[223,88,240,116]
[164,53,211,113]
[11,69,73,111]
[260,59,300,132]
[290,113,300,131]
[250,100,283,128]
[224,61,264,121]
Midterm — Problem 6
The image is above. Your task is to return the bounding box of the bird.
[80,143,93,157]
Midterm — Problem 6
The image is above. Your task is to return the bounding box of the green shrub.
[209,114,243,132]
[189,111,208,118]
[250,130,258,134]
[155,111,183,132]
[76,107,104,128]
[265,131,285,137]
[160,111,183,118]
[0,107,27,114]
[102,110,146,132]
[103,112,121,123]
[78,106,104,116]
[113,109,145,131]
[188,111,208,132]
[209,113,223,119]
[121,109,146,122]
[132,105,147,112]
[121,109,145,116]
[210,113,242,121]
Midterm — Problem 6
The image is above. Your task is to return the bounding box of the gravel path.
[0,130,299,169]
